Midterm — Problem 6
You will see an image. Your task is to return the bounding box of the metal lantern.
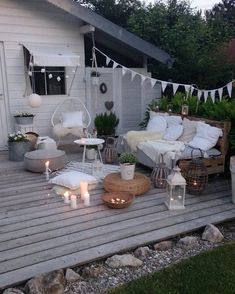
[104,137,117,164]
[166,166,186,210]
[151,155,169,188]
[186,149,208,194]
[181,104,189,116]
[167,104,173,113]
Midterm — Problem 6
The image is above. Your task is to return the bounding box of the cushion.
[188,122,223,151]
[62,111,83,128]
[149,111,169,120]
[181,146,221,159]
[146,116,167,134]
[164,125,183,141]
[165,115,182,127]
[179,118,197,143]
[49,171,97,190]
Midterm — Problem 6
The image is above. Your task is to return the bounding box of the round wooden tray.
[103,172,151,196]
[102,192,134,209]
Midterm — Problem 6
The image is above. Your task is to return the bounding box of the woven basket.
[102,192,134,209]
[103,172,151,196]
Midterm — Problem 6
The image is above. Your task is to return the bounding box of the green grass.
[108,243,235,294]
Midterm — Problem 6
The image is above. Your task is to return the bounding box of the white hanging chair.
[51,98,91,144]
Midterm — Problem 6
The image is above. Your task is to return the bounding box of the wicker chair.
[51,98,91,145]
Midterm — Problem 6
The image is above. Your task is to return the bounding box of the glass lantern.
[151,155,169,188]
[181,104,189,116]
[167,104,173,113]
[165,166,186,210]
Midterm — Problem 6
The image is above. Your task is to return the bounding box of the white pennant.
[106,56,111,66]
[161,81,168,93]
[218,87,223,101]
[173,83,179,95]
[184,84,191,95]
[131,70,137,81]
[210,90,216,103]
[204,91,208,102]
[197,90,202,100]
[150,78,157,88]
[141,75,147,85]
[121,67,128,76]
[112,61,118,69]
[227,81,232,98]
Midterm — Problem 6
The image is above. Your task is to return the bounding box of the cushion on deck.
[24,149,66,173]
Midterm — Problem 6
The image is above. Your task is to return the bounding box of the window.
[30,66,66,96]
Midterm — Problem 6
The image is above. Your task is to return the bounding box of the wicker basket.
[102,192,134,209]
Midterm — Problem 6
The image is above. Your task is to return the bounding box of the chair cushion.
[164,125,183,141]
[24,149,66,173]
[179,118,197,143]
[62,111,83,128]
[146,116,167,134]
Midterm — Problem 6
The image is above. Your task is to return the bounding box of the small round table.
[74,138,105,171]
[103,172,151,196]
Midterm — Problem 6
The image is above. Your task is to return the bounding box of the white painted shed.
[0,0,171,149]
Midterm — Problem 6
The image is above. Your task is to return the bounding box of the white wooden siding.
[0,0,85,136]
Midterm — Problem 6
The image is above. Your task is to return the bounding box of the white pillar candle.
[80,181,88,200]
[45,161,51,181]
[70,195,78,209]
[64,191,70,204]
[84,192,90,206]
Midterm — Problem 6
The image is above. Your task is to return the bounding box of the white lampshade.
[28,93,42,108]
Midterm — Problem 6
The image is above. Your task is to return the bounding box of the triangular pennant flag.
[106,56,111,66]
[161,81,168,93]
[173,83,179,95]
[227,81,232,98]
[151,78,157,88]
[204,91,208,102]
[218,87,223,101]
[210,90,216,103]
[141,75,147,86]
[184,84,191,95]
[197,90,202,100]
[131,70,137,81]
[121,67,128,76]
[112,61,118,69]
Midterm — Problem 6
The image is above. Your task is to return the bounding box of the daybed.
[118,113,231,175]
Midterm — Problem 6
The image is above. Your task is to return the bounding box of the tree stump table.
[103,172,151,196]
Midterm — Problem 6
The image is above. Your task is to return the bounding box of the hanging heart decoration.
[105,101,114,111]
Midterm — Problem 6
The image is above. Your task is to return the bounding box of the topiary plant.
[119,152,137,165]
[94,112,119,136]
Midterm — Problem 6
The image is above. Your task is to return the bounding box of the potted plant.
[14,112,35,125]
[8,132,32,161]
[90,71,101,86]
[94,112,119,138]
[86,145,97,160]
[119,152,137,180]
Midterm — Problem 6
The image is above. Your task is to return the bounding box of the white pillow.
[179,118,197,143]
[165,115,182,127]
[149,111,169,120]
[146,116,167,134]
[188,122,223,151]
[164,125,183,141]
[62,111,83,128]
[49,171,97,190]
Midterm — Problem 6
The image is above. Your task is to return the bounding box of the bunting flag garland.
[93,47,234,103]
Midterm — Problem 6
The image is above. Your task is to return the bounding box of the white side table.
[74,138,105,171]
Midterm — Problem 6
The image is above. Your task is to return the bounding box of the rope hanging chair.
[51,97,91,144]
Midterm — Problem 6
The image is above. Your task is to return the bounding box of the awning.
[23,43,80,67]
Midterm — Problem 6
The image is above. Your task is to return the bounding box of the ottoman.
[24,149,66,173]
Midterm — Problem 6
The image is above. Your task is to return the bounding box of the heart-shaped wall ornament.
[105,101,114,111]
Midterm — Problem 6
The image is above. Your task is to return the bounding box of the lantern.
[28,93,42,108]
[166,166,186,210]
[181,104,189,116]
[185,149,208,194]
[104,137,117,164]
[151,155,169,188]
[167,104,173,113]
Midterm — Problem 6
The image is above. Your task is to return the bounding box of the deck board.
[0,165,234,289]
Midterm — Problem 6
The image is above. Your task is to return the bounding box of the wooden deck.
[0,161,234,289]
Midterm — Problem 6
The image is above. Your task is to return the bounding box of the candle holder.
[167,104,173,113]
[70,195,78,209]
[151,155,169,188]
[64,191,70,204]
[181,104,189,116]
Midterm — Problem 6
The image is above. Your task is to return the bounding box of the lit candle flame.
[45,161,50,168]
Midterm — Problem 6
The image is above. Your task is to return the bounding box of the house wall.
[86,68,161,135]
[0,0,85,137]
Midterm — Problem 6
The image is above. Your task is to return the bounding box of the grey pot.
[8,141,32,161]
[14,116,34,125]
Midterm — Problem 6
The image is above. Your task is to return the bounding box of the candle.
[84,192,90,206]
[70,195,78,209]
[64,191,70,204]
[45,161,51,181]
[80,181,88,200]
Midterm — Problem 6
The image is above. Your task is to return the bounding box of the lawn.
[108,242,235,294]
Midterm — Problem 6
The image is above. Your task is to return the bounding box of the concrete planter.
[8,141,32,161]
[120,164,135,180]
[14,116,34,125]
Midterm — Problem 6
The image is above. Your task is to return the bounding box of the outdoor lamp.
[28,93,42,108]
[167,104,173,113]
[181,104,189,116]
[151,154,169,188]
[166,166,186,210]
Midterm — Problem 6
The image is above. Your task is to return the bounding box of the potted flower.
[90,71,101,86]
[14,112,35,125]
[119,152,137,180]
[86,145,97,160]
[8,132,32,161]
